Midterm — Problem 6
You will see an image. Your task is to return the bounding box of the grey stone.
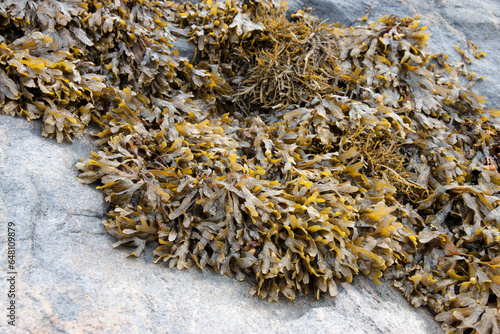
[0,1,499,333]
[173,36,197,60]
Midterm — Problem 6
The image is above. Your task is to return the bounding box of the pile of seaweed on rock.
[1,0,500,332]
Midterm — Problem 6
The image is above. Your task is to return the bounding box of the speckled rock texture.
[0,0,498,333]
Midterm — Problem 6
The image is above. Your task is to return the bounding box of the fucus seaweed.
[1,1,500,332]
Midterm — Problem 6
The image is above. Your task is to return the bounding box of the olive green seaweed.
[1,1,500,333]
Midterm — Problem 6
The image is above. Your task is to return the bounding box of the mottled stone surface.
[0,1,499,333]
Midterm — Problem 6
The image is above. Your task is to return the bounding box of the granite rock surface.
[1,0,499,333]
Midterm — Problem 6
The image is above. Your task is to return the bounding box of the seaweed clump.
[1,1,500,333]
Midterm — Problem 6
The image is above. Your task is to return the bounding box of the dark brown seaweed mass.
[1,1,500,332]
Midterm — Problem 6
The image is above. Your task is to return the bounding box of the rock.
[0,1,499,333]
[173,36,197,60]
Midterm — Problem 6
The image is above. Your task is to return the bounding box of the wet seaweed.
[1,1,500,332]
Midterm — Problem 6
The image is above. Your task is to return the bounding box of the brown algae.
[1,1,500,332]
